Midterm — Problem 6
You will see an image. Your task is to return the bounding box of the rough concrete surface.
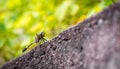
[1,2,120,69]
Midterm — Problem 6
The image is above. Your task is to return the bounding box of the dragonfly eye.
[40,32,45,37]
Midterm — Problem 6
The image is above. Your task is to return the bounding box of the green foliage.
[104,0,115,6]
[0,0,113,67]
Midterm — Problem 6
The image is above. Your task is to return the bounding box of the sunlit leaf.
[55,0,73,21]
[70,4,79,16]
[30,22,43,32]
[14,13,32,28]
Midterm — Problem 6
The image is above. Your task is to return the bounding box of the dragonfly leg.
[43,38,47,42]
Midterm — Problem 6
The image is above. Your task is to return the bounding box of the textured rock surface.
[1,2,120,69]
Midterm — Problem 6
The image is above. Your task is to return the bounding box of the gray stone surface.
[1,2,120,69]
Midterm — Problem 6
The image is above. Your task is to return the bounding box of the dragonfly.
[22,32,47,52]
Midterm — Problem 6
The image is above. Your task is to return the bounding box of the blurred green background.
[0,0,115,67]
